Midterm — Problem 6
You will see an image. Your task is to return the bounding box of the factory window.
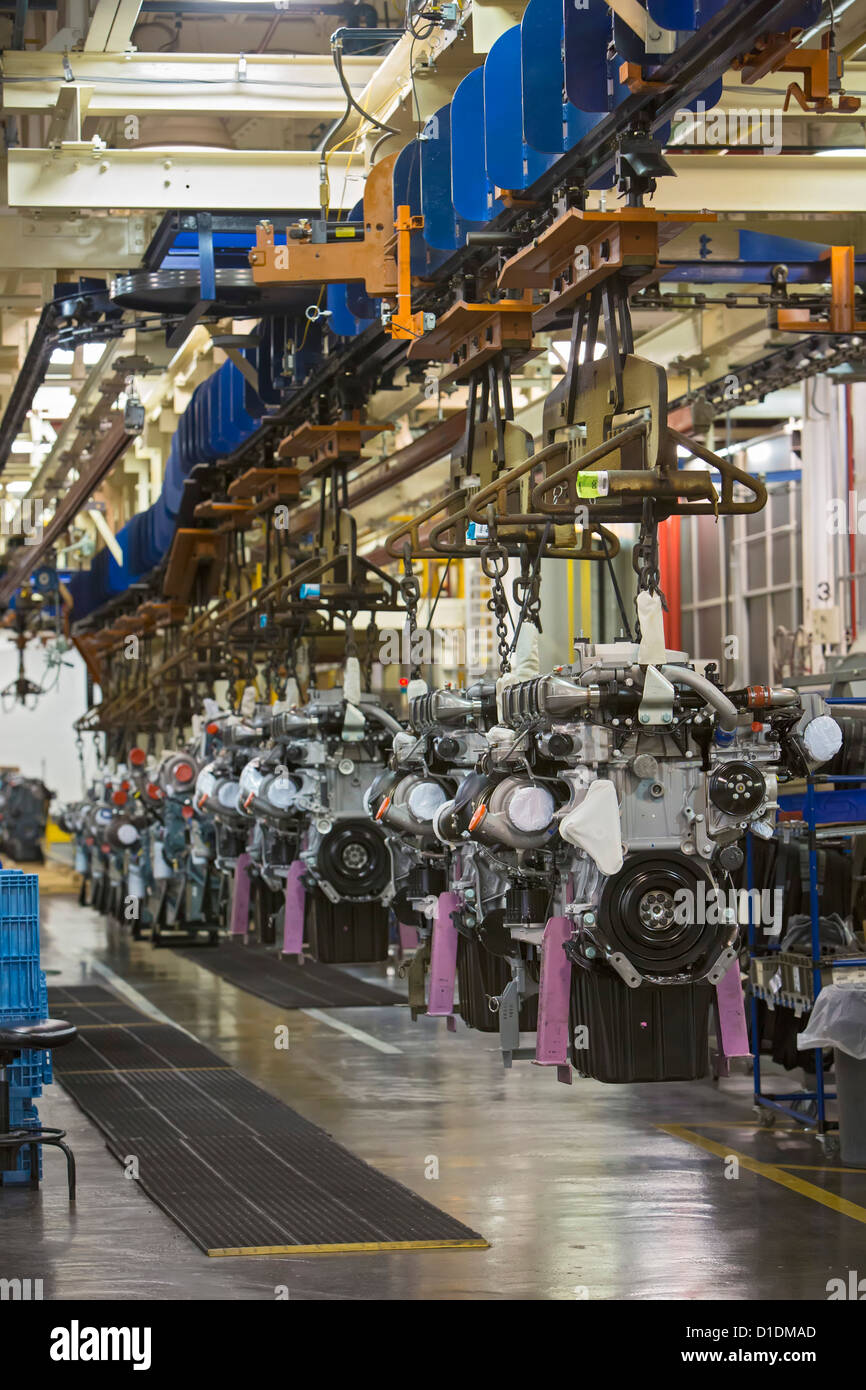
[680,481,802,685]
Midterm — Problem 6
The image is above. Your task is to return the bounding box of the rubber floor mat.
[47,985,487,1257]
[173,940,405,1010]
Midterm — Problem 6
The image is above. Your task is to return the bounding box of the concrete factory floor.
[2,893,865,1301]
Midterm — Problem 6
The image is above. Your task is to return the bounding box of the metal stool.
[0,1019,78,1200]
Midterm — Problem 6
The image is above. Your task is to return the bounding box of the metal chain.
[632,499,668,637]
[480,532,511,675]
[75,730,87,796]
[399,543,422,679]
[364,617,379,690]
[512,546,543,634]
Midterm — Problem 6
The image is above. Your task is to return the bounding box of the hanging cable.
[602,533,633,642]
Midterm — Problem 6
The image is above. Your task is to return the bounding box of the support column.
[230,852,251,937]
[427,891,459,1018]
[281,860,305,957]
[802,375,846,674]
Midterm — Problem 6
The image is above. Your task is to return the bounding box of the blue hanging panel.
[564,0,613,113]
[224,360,257,451]
[255,318,285,407]
[451,68,504,221]
[210,363,234,457]
[393,139,450,277]
[646,0,697,26]
[420,104,485,250]
[327,285,365,336]
[522,0,601,153]
[192,380,219,464]
[484,26,550,190]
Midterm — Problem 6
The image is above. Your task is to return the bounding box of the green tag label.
[575,471,609,498]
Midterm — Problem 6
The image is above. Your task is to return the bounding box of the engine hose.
[363,705,404,737]
[659,664,739,732]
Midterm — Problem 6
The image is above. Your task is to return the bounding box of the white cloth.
[558,778,624,875]
[798,984,866,1059]
[343,656,362,706]
[637,590,667,666]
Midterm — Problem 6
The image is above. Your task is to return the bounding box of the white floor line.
[301,1007,402,1054]
[90,960,198,1040]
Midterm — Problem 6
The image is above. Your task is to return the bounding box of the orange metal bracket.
[618,61,672,96]
[405,296,535,380]
[387,204,429,341]
[737,32,859,112]
[782,35,861,112]
[498,207,715,330]
[276,416,389,477]
[249,153,399,298]
[777,246,866,335]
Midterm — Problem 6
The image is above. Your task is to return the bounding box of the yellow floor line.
[207,1239,490,1257]
[658,1123,866,1226]
[775,1164,866,1174]
[661,1119,802,1131]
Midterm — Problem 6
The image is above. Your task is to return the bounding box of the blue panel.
[646,0,696,26]
[739,230,830,260]
[614,8,656,61]
[778,789,866,825]
[244,359,265,419]
[327,282,361,336]
[162,449,185,516]
[231,363,258,442]
[694,77,723,113]
[105,532,132,594]
[393,139,450,276]
[421,103,484,250]
[345,282,379,323]
[484,26,550,189]
[210,363,234,456]
[194,381,219,463]
[451,69,504,220]
[255,318,285,406]
[223,361,256,451]
[523,0,601,153]
[564,0,612,112]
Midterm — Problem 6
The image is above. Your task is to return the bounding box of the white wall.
[0,636,99,804]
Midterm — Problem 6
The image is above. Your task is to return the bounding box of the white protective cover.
[637,590,667,666]
[798,984,866,1059]
[507,784,555,833]
[558,778,624,876]
[803,714,844,765]
[344,656,362,706]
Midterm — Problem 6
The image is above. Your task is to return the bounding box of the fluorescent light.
[6,480,31,494]
[32,385,76,415]
[548,340,607,367]
[814,147,866,157]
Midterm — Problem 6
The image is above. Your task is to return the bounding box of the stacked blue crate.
[0,870,50,1185]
